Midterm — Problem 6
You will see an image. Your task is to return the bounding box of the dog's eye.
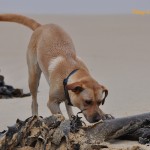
[85,100,93,105]
[97,101,101,106]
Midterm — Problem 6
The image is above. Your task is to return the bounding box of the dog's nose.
[92,114,101,122]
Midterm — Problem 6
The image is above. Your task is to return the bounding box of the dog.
[0,14,112,123]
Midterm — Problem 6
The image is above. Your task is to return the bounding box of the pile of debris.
[0,112,150,150]
[0,75,30,98]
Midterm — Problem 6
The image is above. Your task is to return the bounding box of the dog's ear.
[66,82,84,94]
[101,86,108,105]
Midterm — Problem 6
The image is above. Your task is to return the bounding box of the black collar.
[63,69,79,106]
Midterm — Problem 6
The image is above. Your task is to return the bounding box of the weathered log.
[0,112,150,150]
[86,113,150,142]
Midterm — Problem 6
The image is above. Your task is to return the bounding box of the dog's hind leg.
[27,50,41,116]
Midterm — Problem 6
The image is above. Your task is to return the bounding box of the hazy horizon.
[0,0,150,15]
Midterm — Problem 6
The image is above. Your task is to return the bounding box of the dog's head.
[66,77,108,123]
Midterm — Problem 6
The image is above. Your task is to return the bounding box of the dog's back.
[0,14,79,77]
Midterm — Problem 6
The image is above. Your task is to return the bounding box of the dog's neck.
[67,69,89,84]
[63,68,92,106]
[63,69,79,106]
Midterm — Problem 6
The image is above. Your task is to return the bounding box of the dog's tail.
[0,14,41,31]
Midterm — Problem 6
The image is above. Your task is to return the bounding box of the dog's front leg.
[47,99,62,114]
[65,101,74,119]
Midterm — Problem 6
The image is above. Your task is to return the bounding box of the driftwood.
[0,112,150,150]
[0,75,30,98]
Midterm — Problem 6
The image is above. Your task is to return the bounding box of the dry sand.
[0,14,150,149]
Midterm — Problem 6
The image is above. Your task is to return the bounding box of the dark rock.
[0,74,31,98]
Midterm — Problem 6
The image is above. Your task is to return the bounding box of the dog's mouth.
[82,111,114,123]
[80,110,101,123]
[85,114,102,123]
[78,108,114,123]
[85,114,114,123]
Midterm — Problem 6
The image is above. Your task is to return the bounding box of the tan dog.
[0,14,111,123]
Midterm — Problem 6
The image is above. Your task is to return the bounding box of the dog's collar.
[63,69,79,106]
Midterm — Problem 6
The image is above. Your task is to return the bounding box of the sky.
[0,0,150,15]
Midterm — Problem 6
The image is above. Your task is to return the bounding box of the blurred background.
[0,0,150,14]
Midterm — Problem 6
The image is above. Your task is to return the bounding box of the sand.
[0,14,150,149]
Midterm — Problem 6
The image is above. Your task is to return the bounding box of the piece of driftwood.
[0,112,150,150]
[0,75,30,98]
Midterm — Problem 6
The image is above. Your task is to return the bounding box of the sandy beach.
[0,14,150,149]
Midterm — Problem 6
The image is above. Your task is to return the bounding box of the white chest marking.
[48,56,64,73]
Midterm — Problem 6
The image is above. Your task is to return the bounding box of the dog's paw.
[104,114,115,120]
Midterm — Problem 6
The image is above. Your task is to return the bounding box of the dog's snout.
[92,113,101,122]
